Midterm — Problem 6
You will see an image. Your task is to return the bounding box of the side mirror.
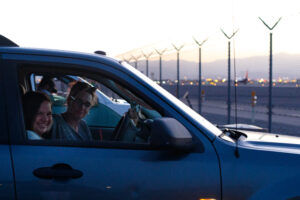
[149,118,194,151]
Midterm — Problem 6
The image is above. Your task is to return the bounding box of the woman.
[23,92,53,140]
[51,81,96,141]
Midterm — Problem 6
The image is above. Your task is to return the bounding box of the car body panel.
[2,44,300,199]
[216,132,300,200]
[0,146,15,200]
[0,51,221,200]
[11,145,220,200]
[0,59,16,200]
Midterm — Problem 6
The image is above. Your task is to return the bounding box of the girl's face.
[32,101,52,136]
[68,91,93,120]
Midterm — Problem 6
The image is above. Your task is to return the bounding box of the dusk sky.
[2,0,300,63]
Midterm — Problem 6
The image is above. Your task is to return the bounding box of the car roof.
[0,35,121,66]
[0,46,120,65]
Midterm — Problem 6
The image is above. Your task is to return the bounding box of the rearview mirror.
[150,118,194,151]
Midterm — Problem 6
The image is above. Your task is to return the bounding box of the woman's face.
[32,101,52,136]
[68,91,93,120]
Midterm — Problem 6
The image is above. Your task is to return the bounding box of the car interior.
[18,63,162,144]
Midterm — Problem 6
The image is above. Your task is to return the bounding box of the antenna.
[259,17,282,132]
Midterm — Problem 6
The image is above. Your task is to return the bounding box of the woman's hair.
[67,81,97,105]
[23,92,51,130]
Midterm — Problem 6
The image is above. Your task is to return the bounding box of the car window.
[20,65,162,146]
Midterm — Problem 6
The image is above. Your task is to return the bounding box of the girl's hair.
[23,91,51,130]
[67,81,97,105]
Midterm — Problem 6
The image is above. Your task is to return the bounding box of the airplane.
[235,71,249,85]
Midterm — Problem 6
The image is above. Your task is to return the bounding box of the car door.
[3,53,221,200]
[0,60,17,200]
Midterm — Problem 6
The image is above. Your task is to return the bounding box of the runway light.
[199,198,216,200]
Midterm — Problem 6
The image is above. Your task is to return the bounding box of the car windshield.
[121,62,223,137]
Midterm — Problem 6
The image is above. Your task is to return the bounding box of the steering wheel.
[112,103,141,142]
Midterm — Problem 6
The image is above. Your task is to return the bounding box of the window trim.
[3,55,205,153]
[11,60,177,150]
[0,60,10,144]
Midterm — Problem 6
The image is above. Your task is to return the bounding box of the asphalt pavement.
[183,98,300,137]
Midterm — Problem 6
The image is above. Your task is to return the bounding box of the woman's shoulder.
[27,130,43,140]
[52,114,65,123]
[79,119,89,128]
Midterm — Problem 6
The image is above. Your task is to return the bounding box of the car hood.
[240,131,300,152]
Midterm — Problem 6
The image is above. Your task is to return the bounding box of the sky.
[2,0,300,63]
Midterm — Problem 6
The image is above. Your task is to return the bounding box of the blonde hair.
[68,81,97,106]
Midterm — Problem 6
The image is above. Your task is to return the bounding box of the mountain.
[134,53,300,80]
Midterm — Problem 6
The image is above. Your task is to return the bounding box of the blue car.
[1,35,300,200]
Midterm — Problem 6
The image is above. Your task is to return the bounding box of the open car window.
[21,67,162,145]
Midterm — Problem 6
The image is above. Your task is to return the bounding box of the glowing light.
[199,199,216,200]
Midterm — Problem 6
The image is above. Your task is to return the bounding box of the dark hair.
[23,92,51,130]
[68,81,97,105]
[38,77,57,93]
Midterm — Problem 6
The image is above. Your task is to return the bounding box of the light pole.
[172,44,184,98]
[259,17,282,132]
[131,55,141,69]
[122,56,131,63]
[142,51,153,77]
[221,28,238,124]
[193,37,208,114]
[155,48,167,85]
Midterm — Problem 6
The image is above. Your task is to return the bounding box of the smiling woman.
[23,91,53,140]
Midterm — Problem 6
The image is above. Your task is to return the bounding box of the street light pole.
[142,51,153,77]
[155,48,167,85]
[221,29,238,124]
[259,17,281,133]
[193,37,208,114]
[131,55,141,70]
[172,44,184,98]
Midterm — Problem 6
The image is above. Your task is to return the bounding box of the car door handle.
[33,163,83,180]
